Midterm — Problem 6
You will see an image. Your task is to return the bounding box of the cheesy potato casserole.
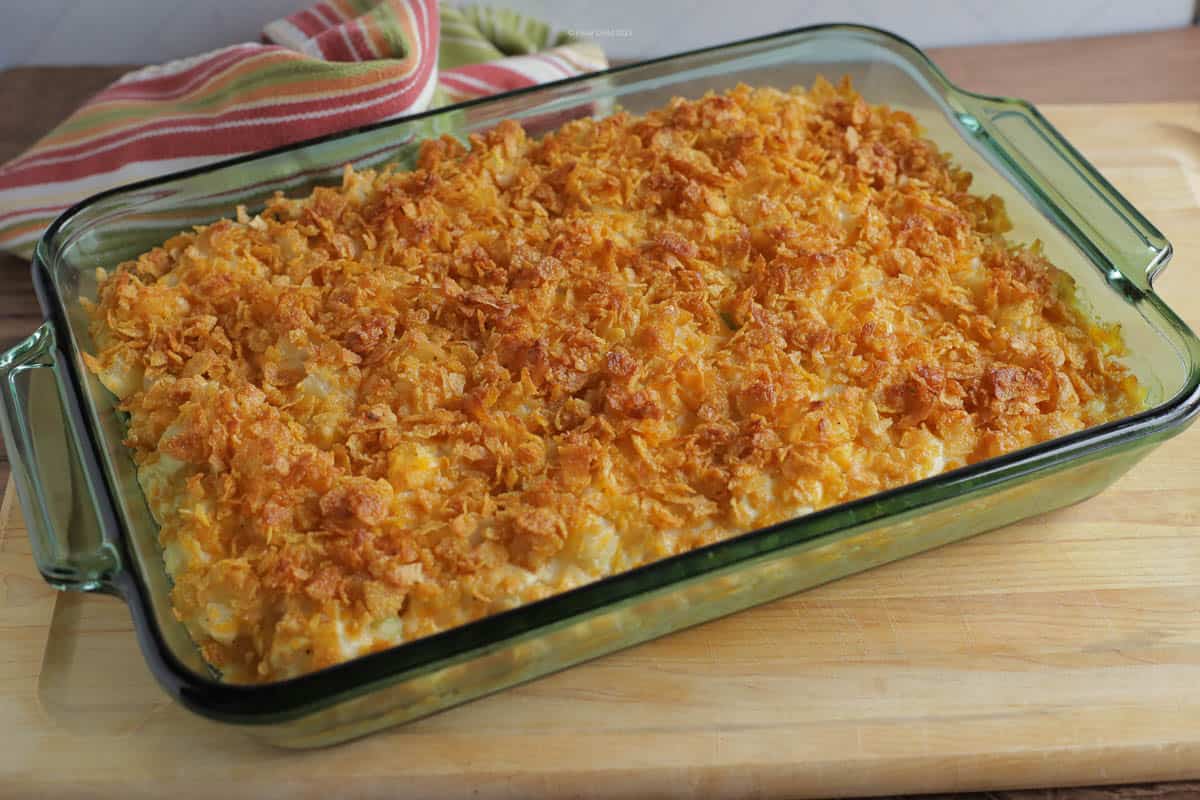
[85,79,1142,682]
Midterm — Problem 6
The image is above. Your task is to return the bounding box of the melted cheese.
[84,79,1143,682]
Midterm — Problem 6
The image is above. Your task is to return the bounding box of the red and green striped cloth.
[0,1,607,258]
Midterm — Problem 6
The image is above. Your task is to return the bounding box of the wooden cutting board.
[2,103,1200,800]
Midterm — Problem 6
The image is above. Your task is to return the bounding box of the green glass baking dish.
[1,23,1197,748]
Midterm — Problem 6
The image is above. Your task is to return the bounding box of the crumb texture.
[85,79,1142,682]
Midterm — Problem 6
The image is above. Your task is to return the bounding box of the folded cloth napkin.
[0,1,607,258]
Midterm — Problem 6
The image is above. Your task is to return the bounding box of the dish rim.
[26,21,1200,723]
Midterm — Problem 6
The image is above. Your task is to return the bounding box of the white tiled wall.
[2,0,1195,68]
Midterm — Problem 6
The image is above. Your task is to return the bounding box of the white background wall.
[2,0,1195,68]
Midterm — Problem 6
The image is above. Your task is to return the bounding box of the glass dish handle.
[955,94,1172,290]
[0,322,120,592]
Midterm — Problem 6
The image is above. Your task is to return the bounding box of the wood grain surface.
[926,27,1200,105]
[1,100,1199,799]
[1,28,1199,800]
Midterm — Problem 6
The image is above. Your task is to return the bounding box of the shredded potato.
[85,79,1142,682]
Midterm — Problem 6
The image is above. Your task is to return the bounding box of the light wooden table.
[0,26,1199,800]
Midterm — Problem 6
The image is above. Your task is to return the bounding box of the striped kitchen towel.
[0,1,607,258]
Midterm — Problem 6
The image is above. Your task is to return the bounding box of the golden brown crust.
[86,78,1142,682]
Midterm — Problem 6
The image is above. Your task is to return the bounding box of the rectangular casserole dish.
[2,23,1198,748]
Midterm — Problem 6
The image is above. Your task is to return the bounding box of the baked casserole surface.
[85,79,1142,682]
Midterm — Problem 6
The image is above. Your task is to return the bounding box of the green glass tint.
[1,24,1197,747]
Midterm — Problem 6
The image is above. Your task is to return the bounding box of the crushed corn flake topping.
[85,79,1142,682]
